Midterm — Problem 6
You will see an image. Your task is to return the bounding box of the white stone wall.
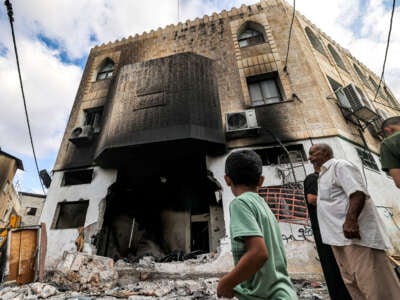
[207,136,400,275]
[207,149,321,275]
[40,167,117,268]
[41,136,399,271]
[19,193,46,226]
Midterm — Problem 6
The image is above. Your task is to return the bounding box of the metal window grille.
[356,148,379,171]
[258,186,309,225]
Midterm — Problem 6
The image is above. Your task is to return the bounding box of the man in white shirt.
[308,143,400,299]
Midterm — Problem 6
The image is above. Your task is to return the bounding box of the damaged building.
[40,0,400,276]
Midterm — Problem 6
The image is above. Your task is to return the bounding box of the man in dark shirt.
[380,116,400,188]
[304,166,351,300]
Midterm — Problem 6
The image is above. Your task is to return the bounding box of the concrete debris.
[0,283,58,299]
[0,252,328,299]
[49,252,118,292]
[292,279,329,299]
[0,277,329,299]
[30,282,58,298]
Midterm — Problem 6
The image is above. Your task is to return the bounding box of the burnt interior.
[95,153,225,261]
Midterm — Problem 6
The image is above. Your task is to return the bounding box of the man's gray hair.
[316,143,334,158]
[381,116,400,132]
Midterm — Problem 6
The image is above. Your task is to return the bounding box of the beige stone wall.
[54,0,399,169]
[0,156,19,227]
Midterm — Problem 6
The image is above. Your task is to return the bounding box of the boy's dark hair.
[381,116,400,132]
[225,150,263,186]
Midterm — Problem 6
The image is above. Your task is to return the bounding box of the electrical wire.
[178,0,180,23]
[4,0,46,194]
[372,0,396,104]
[283,0,296,73]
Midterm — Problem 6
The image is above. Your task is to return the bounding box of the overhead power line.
[372,0,396,105]
[283,0,296,73]
[178,0,180,22]
[4,0,46,194]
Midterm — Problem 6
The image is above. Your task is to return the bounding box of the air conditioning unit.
[336,84,378,123]
[69,125,94,146]
[225,109,260,138]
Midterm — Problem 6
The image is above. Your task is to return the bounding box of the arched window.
[384,86,399,108]
[238,22,265,48]
[305,27,326,55]
[328,44,346,71]
[353,64,370,88]
[368,76,385,98]
[96,59,114,80]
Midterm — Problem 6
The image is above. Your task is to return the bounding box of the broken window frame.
[83,107,103,133]
[25,207,37,216]
[52,200,89,229]
[254,144,307,166]
[61,169,94,186]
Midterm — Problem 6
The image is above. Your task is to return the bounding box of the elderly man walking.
[308,143,400,299]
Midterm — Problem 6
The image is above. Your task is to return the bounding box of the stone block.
[51,252,118,292]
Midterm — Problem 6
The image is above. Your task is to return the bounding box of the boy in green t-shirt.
[217,150,297,300]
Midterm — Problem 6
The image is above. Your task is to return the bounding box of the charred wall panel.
[95,53,224,166]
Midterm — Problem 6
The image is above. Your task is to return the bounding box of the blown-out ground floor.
[38,136,400,276]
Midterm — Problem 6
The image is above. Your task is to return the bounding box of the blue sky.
[0,0,399,194]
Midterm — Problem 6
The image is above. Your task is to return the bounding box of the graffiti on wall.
[376,205,400,231]
[281,224,314,244]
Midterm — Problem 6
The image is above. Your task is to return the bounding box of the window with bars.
[355,148,379,171]
[258,186,309,225]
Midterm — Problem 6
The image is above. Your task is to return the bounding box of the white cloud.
[0,37,81,157]
[296,0,400,98]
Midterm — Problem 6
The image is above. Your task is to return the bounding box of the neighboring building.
[41,0,400,275]
[0,148,23,228]
[19,192,46,226]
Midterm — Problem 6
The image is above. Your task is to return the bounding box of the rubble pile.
[293,279,329,299]
[0,252,329,299]
[0,283,57,300]
[0,278,329,299]
[49,252,118,292]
